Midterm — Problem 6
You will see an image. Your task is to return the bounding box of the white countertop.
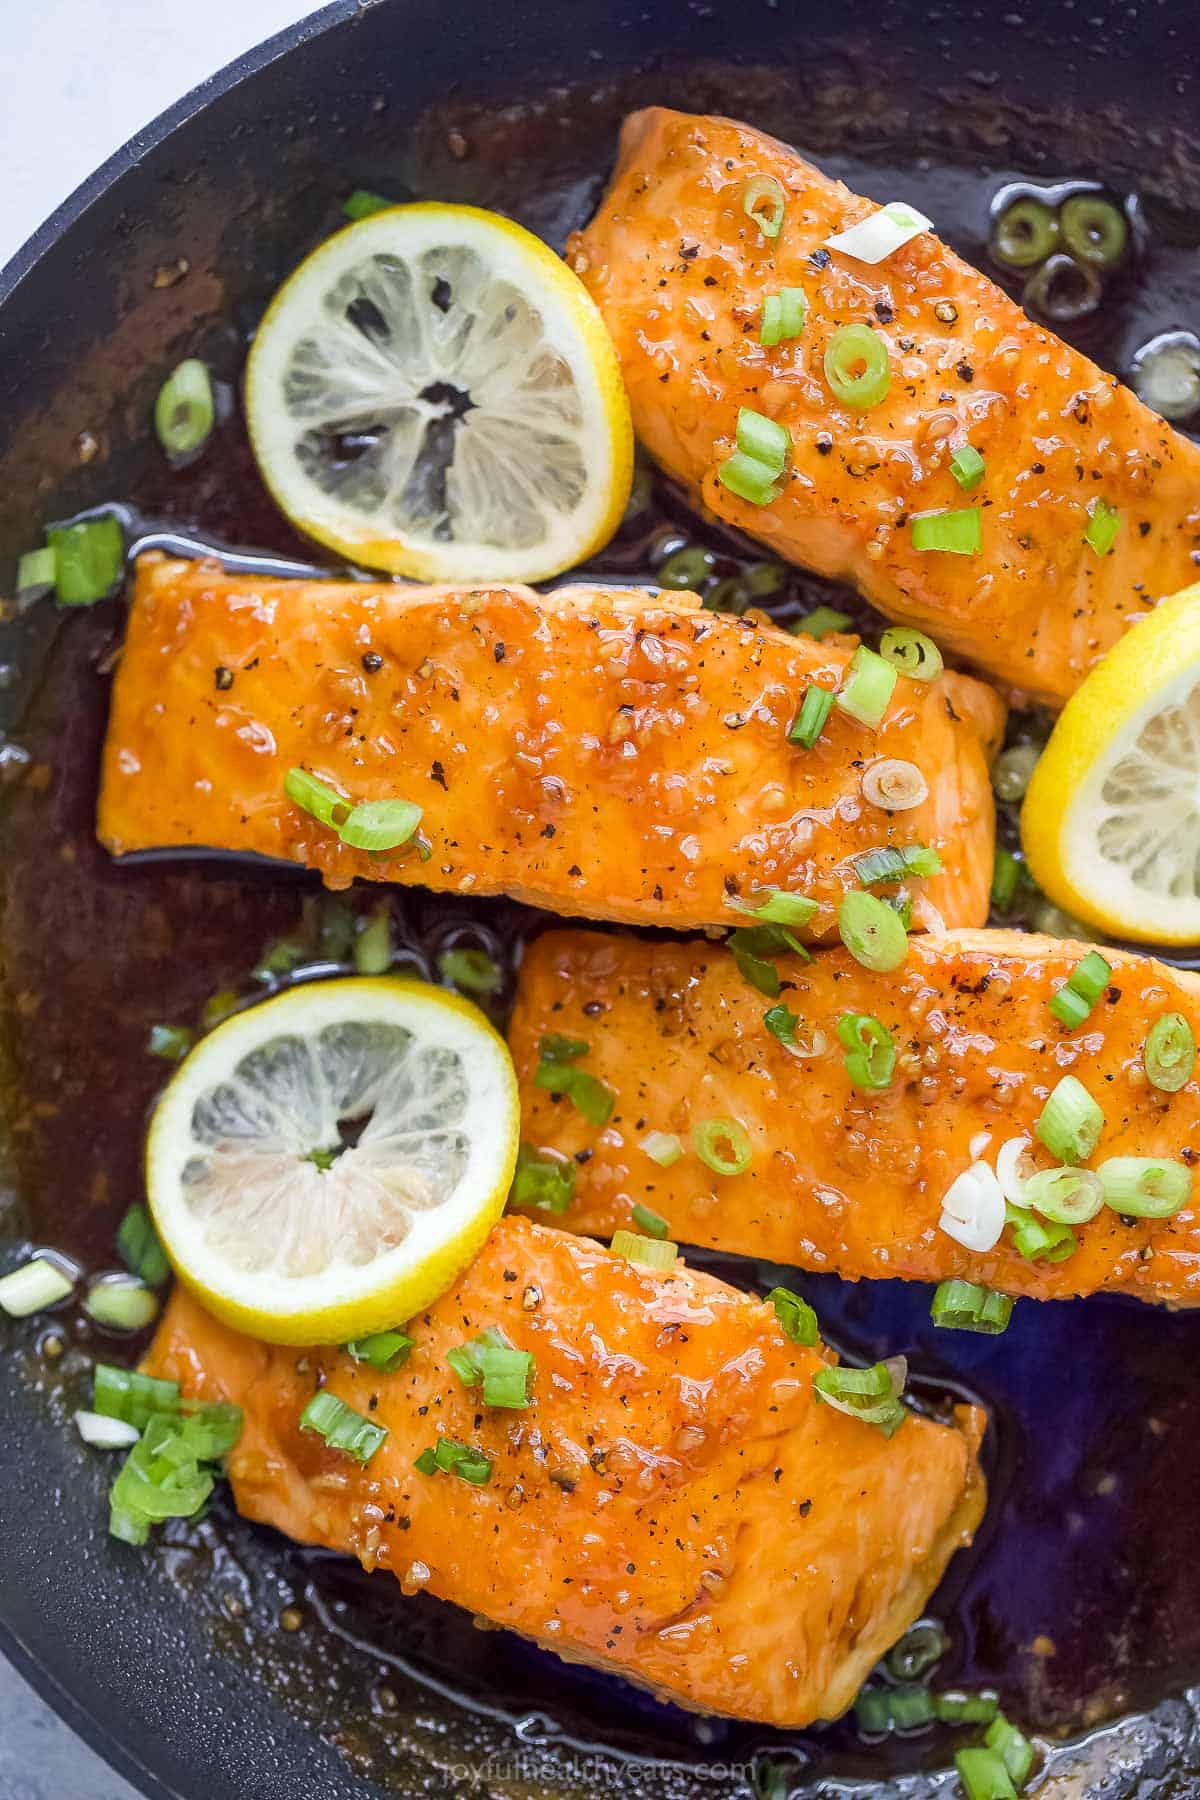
[2,6,319,1790]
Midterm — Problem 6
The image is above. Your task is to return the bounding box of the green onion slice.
[736,407,790,474]
[1006,1201,1078,1264]
[936,1688,1001,1724]
[1025,1166,1103,1225]
[788,685,834,749]
[1061,194,1128,267]
[658,544,715,590]
[763,1003,801,1049]
[446,1327,534,1407]
[345,1330,414,1373]
[284,767,347,828]
[949,443,986,491]
[743,174,786,238]
[835,644,898,728]
[538,1033,589,1062]
[354,906,392,975]
[343,189,393,220]
[338,798,422,852]
[985,1714,1036,1788]
[837,890,908,972]
[992,743,1040,803]
[16,547,56,602]
[717,450,782,506]
[1084,497,1119,557]
[955,1747,1018,1800]
[93,1363,182,1430]
[837,1012,896,1089]
[1036,1074,1103,1165]
[991,195,1058,269]
[990,848,1021,913]
[76,1410,142,1450]
[631,1203,670,1238]
[793,606,851,640]
[155,358,214,460]
[813,1358,907,1436]
[910,507,981,555]
[888,1619,949,1682]
[823,323,891,409]
[768,1285,818,1345]
[47,515,125,606]
[878,626,944,682]
[1098,1155,1192,1218]
[533,1060,615,1126]
[299,1390,388,1464]
[855,844,941,886]
[117,1205,170,1287]
[109,1418,214,1539]
[760,286,808,346]
[1048,950,1112,1028]
[0,1256,74,1318]
[509,1145,576,1214]
[692,1117,753,1176]
[438,946,502,994]
[728,887,818,929]
[931,1279,1014,1334]
[639,1130,684,1168]
[824,200,932,263]
[610,1229,679,1271]
[415,1437,492,1484]
[727,923,809,997]
[1145,1012,1196,1092]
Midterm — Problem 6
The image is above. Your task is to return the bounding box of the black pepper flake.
[575,1148,593,1164]
[567,864,582,877]
[679,241,699,260]
[503,1268,518,1282]
[1139,521,1152,537]
[809,247,831,269]
[703,274,718,287]
[956,360,974,383]
[874,301,894,324]
[816,433,833,456]
[798,1498,813,1517]
[540,823,556,839]
[582,999,604,1016]
[430,760,447,790]
[214,665,234,691]
[494,642,506,663]
[361,652,383,673]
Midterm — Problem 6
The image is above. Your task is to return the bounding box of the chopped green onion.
[117,1205,170,1286]
[736,407,790,474]
[727,923,809,997]
[992,743,1040,804]
[855,844,942,886]
[16,547,56,600]
[1144,1012,1196,1092]
[47,515,125,606]
[317,895,357,959]
[534,1061,615,1126]
[824,323,890,410]
[343,188,393,220]
[949,444,986,491]
[1026,1166,1103,1224]
[1048,951,1112,1027]
[879,626,944,681]
[910,507,981,555]
[610,1229,679,1271]
[729,888,818,928]
[824,200,931,264]
[631,1203,670,1238]
[75,1410,141,1450]
[1098,1156,1192,1218]
[1061,194,1128,267]
[639,1130,684,1168]
[201,988,240,1032]
[0,1256,74,1318]
[172,1402,243,1463]
[1084,498,1119,557]
[837,890,908,972]
[717,450,782,506]
[252,938,308,982]
[446,1328,534,1408]
[339,798,422,852]
[763,1003,801,1048]
[299,1390,388,1464]
[792,606,851,640]
[93,1363,181,1430]
[837,1012,896,1089]
[85,1276,160,1333]
[658,544,716,590]
[354,905,393,974]
[931,1279,1014,1334]
[154,358,214,460]
[692,1116,753,1176]
[812,1360,907,1437]
[109,1417,213,1540]
[538,1033,589,1062]
[345,1330,414,1373]
[1036,1074,1103,1165]
[284,767,346,827]
[853,1685,894,1735]
[416,1437,492,1484]
[835,644,898,728]
[990,848,1022,913]
[1047,986,1088,1030]
[768,1286,818,1345]
[991,196,1058,269]
[985,1714,1035,1788]
[759,287,807,346]
[955,1747,1017,1800]
[509,1145,576,1214]
[887,1619,948,1682]
[788,685,835,749]
[935,1689,1001,1724]
[1006,1201,1078,1264]
[742,174,786,238]
[438,946,503,994]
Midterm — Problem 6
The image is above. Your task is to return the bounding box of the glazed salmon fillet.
[510,929,1200,1304]
[145,1217,985,1726]
[570,109,1200,707]
[96,554,1003,932]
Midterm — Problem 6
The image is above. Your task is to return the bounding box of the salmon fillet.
[96,553,1002,932]
[510,929,1200,1305]
[570,108,1200,708]
[145,1217,984,1726]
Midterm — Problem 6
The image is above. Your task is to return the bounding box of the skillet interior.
[4,1,1200,1794]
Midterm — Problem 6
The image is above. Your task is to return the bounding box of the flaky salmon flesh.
[96,554,1003,932]
[145,1217,984,1727]
[570,109,1200,708]
[511,929,1200,1304]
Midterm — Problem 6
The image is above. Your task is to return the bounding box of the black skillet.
[4,1,1200,1794]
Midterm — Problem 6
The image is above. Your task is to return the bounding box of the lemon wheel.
[145,978,519,1344]
[244,203,633,582]
[1022,583,1200,944]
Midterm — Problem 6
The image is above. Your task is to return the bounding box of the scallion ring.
[835,643,898,728]
[861,758,928,812]
[155,358,215,460]
[610,1229,679,1271]
[879,627,943,682]
[930,1279,1014,1335]
[692,1117,752,1176]
[788,685,834,749]
[836,1012,896,1089]
[823,323,890,410]
[0,1255,75,1318]
[742,174,786,239]
[1098,1156,1192,1219]
[949,443,986,491]
[1036,1074,1104,1165]
[639,1130,684,1167]
[992,743,1040,803]
[1060,193,1128,268]
[1084,497,1120,558]
[1025,1165,1104,1225]
[338,798,423,852]
[910,507,981,555]
[991,196,1058,269]
[837,890,908,972]
[1144,1012,1196,1092]
[1024,252,1101,324]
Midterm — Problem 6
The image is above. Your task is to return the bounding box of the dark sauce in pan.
[5,69,1200,1798]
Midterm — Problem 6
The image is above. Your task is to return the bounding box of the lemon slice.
[244,202,633,582]
[145,978,518,1344]
[1022,583,1200,944]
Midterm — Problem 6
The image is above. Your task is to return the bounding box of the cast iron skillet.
[5,2,1200,1795]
